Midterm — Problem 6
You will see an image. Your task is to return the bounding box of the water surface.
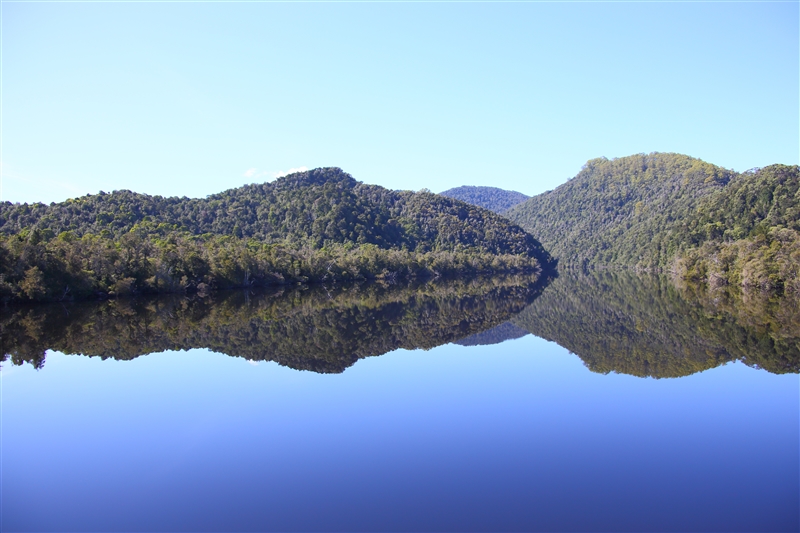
[3,273,798,532]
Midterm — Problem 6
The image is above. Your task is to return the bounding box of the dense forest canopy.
[505,153,798,296]
[0,168,544,256]
[438,186,530,214]
[672,164,799,295]
[0,168,554,303]
[505,153,736,267]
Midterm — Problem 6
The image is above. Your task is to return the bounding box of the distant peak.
[439,185,530,214]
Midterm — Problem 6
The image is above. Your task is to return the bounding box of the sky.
[2,1,798,204]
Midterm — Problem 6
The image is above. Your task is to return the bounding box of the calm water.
[3,272,799,532]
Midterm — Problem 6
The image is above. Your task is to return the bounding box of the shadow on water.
[1,274,552,373]
[3,269,798,378]
[512,269,800,378]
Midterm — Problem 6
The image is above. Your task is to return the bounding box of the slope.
[505,152,736,268]
[0,168,554,303]
[439,186,530,214]
[672,164,799,294]
[1,167,549,259]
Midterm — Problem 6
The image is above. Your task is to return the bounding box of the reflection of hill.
[453,322,529,347]
[512,270,800,378]
[2,275,550,373]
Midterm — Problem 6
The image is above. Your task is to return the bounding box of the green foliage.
[673,227,800,295]
[0,168,554,303]
[682,164,799,243]
[0,232,547,303]
[439,186,530,214]
[671,165,800,296]
[0,167,550,259]
[506,153,798,296]
[1,275,548,373]
[506,152,736,268]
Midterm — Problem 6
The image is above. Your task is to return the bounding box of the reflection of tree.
[1,275,551,373]
[6,269,795,379]
[512,270,800,378]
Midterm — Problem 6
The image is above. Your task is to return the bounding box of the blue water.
[3,336,798,532]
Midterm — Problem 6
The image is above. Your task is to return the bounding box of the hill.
[0,168,554,303]
[505,153,798,296]
[505,153,735,267]
[672,164,799,295]
[1,168,543,255]
[439,186,529,214]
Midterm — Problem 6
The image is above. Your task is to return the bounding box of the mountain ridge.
[0,167,550,258]
[439,185,529,214]
[503,153,798,296]
[0,168,555,303]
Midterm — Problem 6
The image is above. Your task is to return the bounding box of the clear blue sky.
[2,1,798,204]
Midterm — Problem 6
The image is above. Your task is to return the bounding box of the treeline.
[2,274,549,373]
[439,186,530,214]
[0,167,554,303]
[0,167,550,258]
[505,153,798,296]
[0,231,544,303]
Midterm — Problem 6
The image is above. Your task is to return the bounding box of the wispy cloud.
[243,168,258,178]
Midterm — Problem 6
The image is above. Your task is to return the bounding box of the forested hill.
[0,167,547,259]
[505,153,735,267]
[505,153,799,296]
[0,168,554,303]
[673,164,799,295]
[439,186,529,214]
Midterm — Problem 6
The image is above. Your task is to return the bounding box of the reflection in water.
[4,271,797,533]
[453,321,529,347]
[1,275,550,373]
[513,269,800,378]
[2,270,797,378]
